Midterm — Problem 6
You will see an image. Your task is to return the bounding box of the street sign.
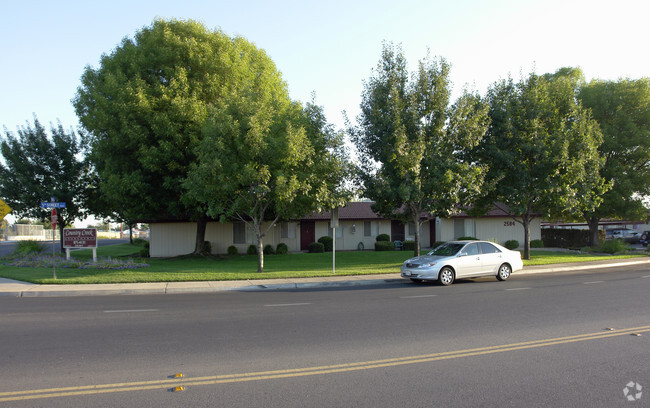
[63,228,98,248]
[51,209,57,226]
[41,202,66,209]
[0,199,11,220]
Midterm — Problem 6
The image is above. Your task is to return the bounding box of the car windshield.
[429,243,466,257]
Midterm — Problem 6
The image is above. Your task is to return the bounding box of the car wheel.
[438,267,454,286]
[410,278,423,283]
[496,263,512,281]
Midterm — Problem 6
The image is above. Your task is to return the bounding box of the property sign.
[63,228,98,248]
[0,199,11,220]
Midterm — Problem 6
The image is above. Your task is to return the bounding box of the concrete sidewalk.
[1,257,649,297]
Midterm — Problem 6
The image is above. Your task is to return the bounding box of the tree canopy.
[0,118,88,251]
[475,68,609,258]
[578,78,650,245]
[74,19,271,252]
[350,43,489,255]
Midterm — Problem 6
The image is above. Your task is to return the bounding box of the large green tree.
[350,43,490,256]
[74,19,274,254]
[475,68,609,259]
[184,86,350,272]
[0,118,88,251]
[578,78,650,245]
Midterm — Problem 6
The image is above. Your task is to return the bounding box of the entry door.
[300,221,315,251]
[391,220,405,242]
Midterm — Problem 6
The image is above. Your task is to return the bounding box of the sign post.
[51,208,57,279]
[331,208,339,274]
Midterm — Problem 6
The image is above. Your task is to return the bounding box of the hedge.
[403,240,416,251]
[376,234,390,242]
[541,229,605,248]
[375,241,394,251]
[308,242,325,253]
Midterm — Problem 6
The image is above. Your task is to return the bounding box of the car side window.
[479,242,501,254]
[465,243,479,256]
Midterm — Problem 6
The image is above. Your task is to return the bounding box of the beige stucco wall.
[150,217,542,257]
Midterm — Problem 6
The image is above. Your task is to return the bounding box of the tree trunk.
[413,214,421,257]
[129,223,134,245]
[522,216,531,260]
[193,217,208,255]
[58,216,65,253]
[257,235,264,273]
[586,216,600,247]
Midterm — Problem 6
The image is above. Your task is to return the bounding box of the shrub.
[227,245,238,256]
[504,240,519,250]
[133,238,148,246]
[375,241,393,251]
[402,240,416,251]
[14,240,46,256]
[530,239,544,248]
[318,236,333,252]
[308,242,324,253]
[457,236,478,241]
[276,243,288,255]
[376,234,390,242]
[139,247,149,257]
[598,239,629,254]
[247,245,257,255]
[263,244,275,255]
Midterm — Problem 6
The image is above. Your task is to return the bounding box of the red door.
[300,221,315,251]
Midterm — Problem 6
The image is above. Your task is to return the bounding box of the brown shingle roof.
[302,202,385,220]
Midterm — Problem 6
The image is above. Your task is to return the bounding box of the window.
[479,242,501,254]
[408,222,416,236]
[280,222,295,239]
[364,221,371,237]
[464,243,479,256]
[233,222,246,244]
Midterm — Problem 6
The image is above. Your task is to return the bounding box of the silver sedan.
[400,240,524,285]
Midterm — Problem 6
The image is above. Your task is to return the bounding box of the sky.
[1,0,649,135]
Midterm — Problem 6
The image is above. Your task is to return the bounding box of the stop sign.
[51,208,57,226]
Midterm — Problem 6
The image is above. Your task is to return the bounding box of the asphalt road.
[1,265,649,407]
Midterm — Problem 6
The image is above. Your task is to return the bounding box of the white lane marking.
[506,287,531,291]
[400,294,438,299]
[642,275,650,278]
[264,303,311,307]
[583,281,604,284]
[103,309,159,313]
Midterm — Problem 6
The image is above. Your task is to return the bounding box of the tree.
[185,80,350,273]
[475,68,609,259]
[578,78,650,246]
[350,43,490,256]
[74,19,272,254]
[0,118,88,251]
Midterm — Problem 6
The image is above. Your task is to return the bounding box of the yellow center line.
[2,325,649,402]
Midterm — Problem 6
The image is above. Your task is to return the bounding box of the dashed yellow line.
[2,325,649,402]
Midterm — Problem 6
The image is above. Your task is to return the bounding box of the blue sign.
[40,202,66,209]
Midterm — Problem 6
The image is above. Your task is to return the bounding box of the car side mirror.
[459,252,468,257]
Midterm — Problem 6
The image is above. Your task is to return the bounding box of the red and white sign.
[51,208,57,226]
[63,228,98,248]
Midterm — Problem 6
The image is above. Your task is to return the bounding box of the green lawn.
[0,243,645,284]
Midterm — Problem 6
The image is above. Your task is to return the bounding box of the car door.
[478,242,503,275]
[454,242,483,278]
